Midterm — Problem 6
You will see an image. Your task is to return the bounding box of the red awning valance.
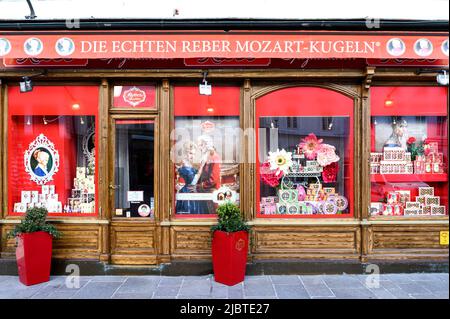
[0,31,448,60]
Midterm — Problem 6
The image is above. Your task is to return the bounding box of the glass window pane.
[258,116,351,216]
[173,116,240,215]
[255,87,354,218]
[370,87,448,217]
[8,86,98,216]
[114,120,155,218]
[173,86,241,216]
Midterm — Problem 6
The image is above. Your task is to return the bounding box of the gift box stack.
[414,142,445,174]
[375,147,414,174]
[370,186,446,216]
[64,167,95,213]
[261,183,348,215]
[370,190,411,216]
[260,196,279,215]
[370,152,382,174]
[290,156,323,174]
[404,187,446,216]
[14,185,62,213]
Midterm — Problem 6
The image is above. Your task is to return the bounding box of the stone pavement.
[0,273,448,299]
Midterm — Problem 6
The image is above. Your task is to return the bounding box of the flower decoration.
[406,137,416,145]
[322,162,339,183]
[316,144,340,167]
[268,149,293,175]
[260,161,283,187]
[299,133,323,160]
[406,136,427,161]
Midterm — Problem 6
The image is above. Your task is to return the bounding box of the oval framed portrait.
[55,37,75,56]
[0,38,12,56]
[82,125,95,162]
[24,134,60,185]
[442,39,449,57]
[414,38,433,57]
[24,37,44,56]
[138,204,152,217]
[386,38,406,57]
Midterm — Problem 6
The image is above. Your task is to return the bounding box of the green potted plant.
[211,202,250,286]
[8,207,60,286]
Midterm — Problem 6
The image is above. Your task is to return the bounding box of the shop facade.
[0,27,448,273]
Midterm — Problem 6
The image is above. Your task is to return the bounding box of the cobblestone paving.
[0,273,448,299]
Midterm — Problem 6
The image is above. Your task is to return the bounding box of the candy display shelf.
[370,173,448,183]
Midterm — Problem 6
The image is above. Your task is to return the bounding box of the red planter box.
[212,230,249,286]
[16,231,53,286]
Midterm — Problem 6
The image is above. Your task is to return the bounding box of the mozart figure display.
[384,119,409,150]
[33,149,50,177]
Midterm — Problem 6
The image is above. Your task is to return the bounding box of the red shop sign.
[0,31,448,60]
[113,85,156,108]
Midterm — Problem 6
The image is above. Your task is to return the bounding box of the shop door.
[109,116,160,265]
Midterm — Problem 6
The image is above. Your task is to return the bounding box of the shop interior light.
[384,99,394,107]
[72,103,80,110]
[80,117,85,125]
[43,116,48,125]
[19,77,33,93]
[26,117,31,126]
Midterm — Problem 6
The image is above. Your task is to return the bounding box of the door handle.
[109,185,120,190]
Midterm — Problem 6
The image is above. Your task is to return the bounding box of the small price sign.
[440,231,449,245]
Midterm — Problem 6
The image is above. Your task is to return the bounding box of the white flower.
[268,149,293,174]
[316,144,340,167]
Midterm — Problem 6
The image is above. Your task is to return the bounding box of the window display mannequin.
[384,119,409,150]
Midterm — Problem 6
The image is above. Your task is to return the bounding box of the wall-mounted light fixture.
[19,70,47,93]
[199,71,212,96]
[436,70,449,86]
[19,76,33,93]
[415,68,449,86]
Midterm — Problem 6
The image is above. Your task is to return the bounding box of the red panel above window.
[371,86,448,116]
[174,86,240,116]
[8,86,99,116]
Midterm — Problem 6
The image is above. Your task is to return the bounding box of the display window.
[7,86,99,216]
[113,119,155,218]
[255,87,354,218]
[369,86,448,218]
[172,86,240,217]
[113,85,156,109]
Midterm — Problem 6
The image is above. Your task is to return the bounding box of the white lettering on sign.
[80,40,107,53]
[235,40,377,54]
[181,40,232,53]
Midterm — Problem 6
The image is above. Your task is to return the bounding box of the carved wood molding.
[363,67,376,91]
[251,82,359,101]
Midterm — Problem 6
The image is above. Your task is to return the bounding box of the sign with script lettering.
[0,31,448,60]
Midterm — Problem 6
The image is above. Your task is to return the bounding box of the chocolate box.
[370,152,383,163]
[431,206,446,215]
[425,196,440,206]
[383,147,406,161]
[406,202,421,210]
[418,187,434,196]
[395,190,411,204]
[404,208,422,216]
